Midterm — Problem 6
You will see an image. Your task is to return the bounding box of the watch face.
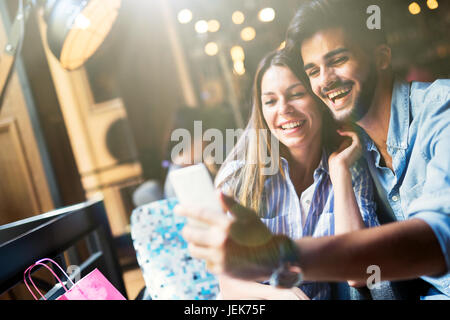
[269,265,303,288]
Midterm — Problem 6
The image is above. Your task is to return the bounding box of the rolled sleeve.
[412,211,450,271]
[351,160,380,228]
[409,107,450,270]
[406,98,450,297]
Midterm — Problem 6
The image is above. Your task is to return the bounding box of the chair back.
[0,198,127,299]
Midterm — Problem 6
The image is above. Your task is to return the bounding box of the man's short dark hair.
[285,0,387,56]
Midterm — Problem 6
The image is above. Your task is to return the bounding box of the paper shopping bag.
[57,268,126,300]
[24,258,126,300]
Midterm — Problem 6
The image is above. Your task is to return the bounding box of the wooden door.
[0,8,54,225]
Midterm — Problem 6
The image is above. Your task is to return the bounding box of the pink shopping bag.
[24,258,126,300]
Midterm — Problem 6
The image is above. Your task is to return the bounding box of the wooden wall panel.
[0,118,40,225]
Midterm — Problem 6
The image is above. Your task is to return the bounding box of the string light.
[177,9,192,24]
[233,60,245,76]
[205,42,219,56]
[230,46,245,61]
[258,8,275,22]
[427,0,438,10]
[195,20,208,33]
[232,11,245,25]
[408,2,421,15]
[240,27,256,41]
[207,19,220,32]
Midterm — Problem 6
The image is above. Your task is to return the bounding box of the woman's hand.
[328,129,362,181]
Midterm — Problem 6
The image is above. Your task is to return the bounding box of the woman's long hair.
[216,49,338,215]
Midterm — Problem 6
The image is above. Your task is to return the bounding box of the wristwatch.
[269,236,303,288]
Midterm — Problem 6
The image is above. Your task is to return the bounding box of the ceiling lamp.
[0,0,121,108]
[44,0,122,70]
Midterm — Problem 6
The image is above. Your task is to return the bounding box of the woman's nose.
[278,97,293,115]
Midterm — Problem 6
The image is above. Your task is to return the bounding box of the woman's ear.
[375,44,392,71]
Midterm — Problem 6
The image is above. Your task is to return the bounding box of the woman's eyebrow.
[262,83,304,96]
[286,82,304,91]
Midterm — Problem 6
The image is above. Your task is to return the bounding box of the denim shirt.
[361,79,450,299]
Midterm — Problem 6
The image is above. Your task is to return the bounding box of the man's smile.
[322,83,354,110]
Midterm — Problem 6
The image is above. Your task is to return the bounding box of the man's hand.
[218,275,310,300]
[174,192,281,280]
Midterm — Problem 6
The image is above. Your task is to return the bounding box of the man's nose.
[320,66,338,92]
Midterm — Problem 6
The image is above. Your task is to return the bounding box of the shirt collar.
[280,148,329,177]
[360,79,410,153]
[386,79,411,150]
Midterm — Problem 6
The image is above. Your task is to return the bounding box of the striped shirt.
[215,149,380,300]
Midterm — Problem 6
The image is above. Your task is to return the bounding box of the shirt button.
[392,195,399,202]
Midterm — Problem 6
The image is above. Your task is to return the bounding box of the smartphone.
[168,163,223,227]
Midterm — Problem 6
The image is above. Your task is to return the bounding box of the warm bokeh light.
[207,19,220,32]
[240,27,256,41]
[278,41,286,50]
[232,11,245,25]
[74,14,91,30]
[408,2,421,15]
[177,9,193,24]
[427,0,438,10]
[436,45,447,58]
[234,60,245,75]
[230,46,245,61]
[194,20,208,33]
[205,42,219,56]
[258,8,275,22]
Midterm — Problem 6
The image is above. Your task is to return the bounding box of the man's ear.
[375,44,392,71]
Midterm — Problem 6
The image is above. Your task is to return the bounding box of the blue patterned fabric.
[130,198,219,300]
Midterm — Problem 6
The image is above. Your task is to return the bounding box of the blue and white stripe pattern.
[216,149,379,300]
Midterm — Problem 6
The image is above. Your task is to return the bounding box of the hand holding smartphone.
[168,163,224,228]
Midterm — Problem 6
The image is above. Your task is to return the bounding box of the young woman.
[214,50,381,299]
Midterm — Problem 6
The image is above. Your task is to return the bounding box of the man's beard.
[336,63,378,123]
[352,63,378,122]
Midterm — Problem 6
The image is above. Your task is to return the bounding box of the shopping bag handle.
[24,258,75,300]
